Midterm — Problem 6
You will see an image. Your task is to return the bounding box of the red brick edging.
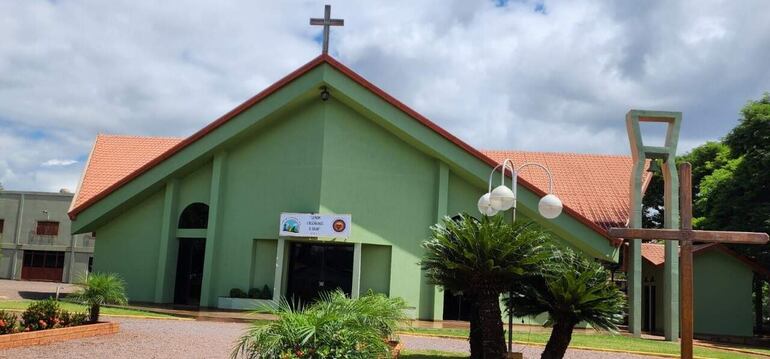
[0,322,120,349]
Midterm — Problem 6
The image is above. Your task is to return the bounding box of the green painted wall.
[693,250,753,337]
[210,100,326,302]
[177,162,212,217]
[251,239,277,292]
[642,249,754,337]
[360,244,391,296]
[93,190,164,301]
[319,97,438,318]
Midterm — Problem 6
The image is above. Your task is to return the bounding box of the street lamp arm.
[514,162,556,195]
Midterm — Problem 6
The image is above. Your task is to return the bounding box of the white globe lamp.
[477,193,498,216]
[489,185,516,211]
[538,194,563,219]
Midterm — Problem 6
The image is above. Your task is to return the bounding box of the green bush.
[230,288,248,298]
[247,288,260,299]
[21,299,60,331]
[70,272,128,323]
[232,290,409,358]
[0,310,19,334]
[59,310,88,327]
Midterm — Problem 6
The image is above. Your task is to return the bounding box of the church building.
[68,55,635,321]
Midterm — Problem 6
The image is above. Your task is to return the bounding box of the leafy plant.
[232,290,409,358]
[247,285,273,300]
[508,246,625,359]
[421,213,550,358]
[70,272,128,323]
[260,284,273,300]
[59,310,88,327]
[0,310,19,334]
[21,299,61,331]
[230,288,248,298]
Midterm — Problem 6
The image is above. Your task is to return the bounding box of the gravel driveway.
[1,317,661,358]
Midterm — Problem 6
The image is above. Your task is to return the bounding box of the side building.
[0,190,94,283]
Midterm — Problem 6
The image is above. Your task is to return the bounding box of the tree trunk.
[541,320,577,359]
[468,298,483,359]
[476,290,506,358]
[90,304,100,323]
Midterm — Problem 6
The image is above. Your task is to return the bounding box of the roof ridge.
[481,149,633,159]
[97,134,185,140]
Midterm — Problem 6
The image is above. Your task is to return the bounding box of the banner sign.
[279,213,351,239]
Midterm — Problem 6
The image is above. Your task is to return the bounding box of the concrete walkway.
[0,279,76,300]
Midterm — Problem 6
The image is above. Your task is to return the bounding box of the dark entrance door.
[174,238,206,306]
[443,290,473,321]
[286,242,353,305]
[21,250,64,282]
[642,283,657,332]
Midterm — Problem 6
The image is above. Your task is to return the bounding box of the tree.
[509,246,625,359]
[70,272,128,323]
[642,141,733,228]
[421,213,550,358]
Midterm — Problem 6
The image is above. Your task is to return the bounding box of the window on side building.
[36,221,59,236]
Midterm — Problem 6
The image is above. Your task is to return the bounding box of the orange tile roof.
[483,151,651,230]
[641,242,667,266]
[70,135,183,211]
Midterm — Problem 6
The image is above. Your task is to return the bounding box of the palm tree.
[421,213,550,359]
[70,272,128,323]
[508,247,625,359]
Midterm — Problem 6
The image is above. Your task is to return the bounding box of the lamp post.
[477,158,563,354]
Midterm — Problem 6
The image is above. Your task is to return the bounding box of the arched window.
[178,203,209,229]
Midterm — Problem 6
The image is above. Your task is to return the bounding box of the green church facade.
[69,56,618,320]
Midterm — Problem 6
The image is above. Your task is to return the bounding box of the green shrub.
[232,290,409,359]
[230,288,248,298]
[247,288,259,299]
[0,310,19,334]
[21,299,61,331]
[259,284,272,299]
[59,310,88,327]
[70,272,128,323]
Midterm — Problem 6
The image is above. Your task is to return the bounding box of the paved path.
[0,317,665,359]
[0,279,77,300]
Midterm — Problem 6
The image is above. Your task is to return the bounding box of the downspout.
[11,193,25,279]
[68,233,75,283]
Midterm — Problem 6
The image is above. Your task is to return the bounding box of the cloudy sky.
[1,0,769,192]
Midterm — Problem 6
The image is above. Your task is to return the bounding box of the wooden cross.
[609,162,769,359]
[310,4,344,54]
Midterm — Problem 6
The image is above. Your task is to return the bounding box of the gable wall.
[92,189,164,302]
[319,98,442,318]
[694,250,754,336]
[210,100,327,299]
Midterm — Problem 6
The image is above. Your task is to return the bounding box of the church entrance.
[642,281,657,332]
[174,238,206,306]
[286,242,353,305]
[443,290,473,321]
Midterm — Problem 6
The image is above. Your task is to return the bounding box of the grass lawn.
[0,299,181,319]
[404,327,769,359]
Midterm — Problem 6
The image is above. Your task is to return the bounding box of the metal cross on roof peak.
[310,4,344,55]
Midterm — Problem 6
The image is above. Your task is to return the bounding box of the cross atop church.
[310,4,344,54]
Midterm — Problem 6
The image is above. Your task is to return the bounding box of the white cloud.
[41,159,78,167]
[0,0,769,191]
